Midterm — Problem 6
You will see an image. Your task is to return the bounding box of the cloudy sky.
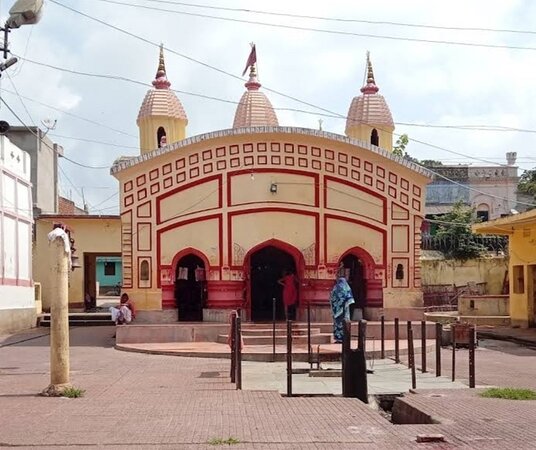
[1,0,535,214]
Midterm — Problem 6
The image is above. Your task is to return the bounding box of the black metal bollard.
[230,311,237,383]
[358,320,367,351]
[469,326,476,388]
[342,319,368,403]
[394,318,400,363]
[307,301,312,368]
[435,322,442,377]
[272,297,276,362]
[235,313,242,390]
[421,320,427,373]
[407,321,412,368]
[408,325,416,390]
[451,325,456,382]
[380,315,385,359]
[286,319,293,397]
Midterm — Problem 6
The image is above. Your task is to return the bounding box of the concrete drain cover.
[198,371,221,378]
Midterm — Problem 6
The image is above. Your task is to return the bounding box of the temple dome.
[137,46,188,124]
[233,66,278,128]
[345,53,394,150]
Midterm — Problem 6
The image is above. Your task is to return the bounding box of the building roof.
[473,208,536,235]
[233,65,278,128]
[345,54,394,133]
[110,126,433,179]
[137,45,188,124]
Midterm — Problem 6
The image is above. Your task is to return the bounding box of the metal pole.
[406,321,412,369]
[451,325,456,382]
[307,301,312,368]
[236,314,242,390]
[469,326,476,388]
[342,319,351,397]
[286,319,292,397]
[358,320,367,352]
[272,297,276,362]
[230,311,236,383]
[394,318,400,363]
[435,322,442,377]
[380,315,385,359]
[408,326,416,390]
[421,320,427,373]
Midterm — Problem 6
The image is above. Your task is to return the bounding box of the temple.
[111,48,432,322]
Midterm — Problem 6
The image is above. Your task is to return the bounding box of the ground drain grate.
[198,371,221,378]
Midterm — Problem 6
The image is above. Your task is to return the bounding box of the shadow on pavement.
[1,326,116,349]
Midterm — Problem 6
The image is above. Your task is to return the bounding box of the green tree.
[433,200,486,260]
[518,168,536,196]
[392,134,408,157]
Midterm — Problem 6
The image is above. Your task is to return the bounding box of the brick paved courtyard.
[2,326,536,449]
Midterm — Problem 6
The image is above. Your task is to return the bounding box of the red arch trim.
[242,239,305,277]
[171,247,211,278]
[338,246,377,280]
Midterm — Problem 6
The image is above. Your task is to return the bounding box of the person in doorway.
[110,293,136,325]
[278,269,298,321]
[329,265,355,343]
[84,292,93,312]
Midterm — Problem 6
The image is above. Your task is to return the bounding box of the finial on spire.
[157,43,166,77]
[153,44,171,89]
[361,51,379,94]
[242,43,257,76]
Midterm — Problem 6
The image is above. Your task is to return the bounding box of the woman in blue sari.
[329,267,355,343]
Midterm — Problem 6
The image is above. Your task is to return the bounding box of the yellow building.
[474,209,536,328]
[34,215,121,310]
[111,48,432,322]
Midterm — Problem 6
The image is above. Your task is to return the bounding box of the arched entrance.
[341,254,366,316]
[250,246,296,322]
[174,253,206,321]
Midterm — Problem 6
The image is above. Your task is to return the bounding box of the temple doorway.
[250,246,296,322]
[174,254,206,321]
[341,254,366,317]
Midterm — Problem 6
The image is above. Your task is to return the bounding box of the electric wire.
[91,0,536,52]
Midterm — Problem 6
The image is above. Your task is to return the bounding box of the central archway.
[249,246,297,322]
[174,253,206,321]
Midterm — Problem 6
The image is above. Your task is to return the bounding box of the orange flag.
[241,44,257,76]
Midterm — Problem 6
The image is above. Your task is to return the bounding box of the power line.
[92,0,536,52]
[48,133,138,150]
[61,155,111,170]
[137,0,536,37]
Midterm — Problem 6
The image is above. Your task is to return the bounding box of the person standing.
[278,269,298,321]
[329,266,355,343]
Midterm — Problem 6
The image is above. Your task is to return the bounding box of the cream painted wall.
[139,116,186,154]
[34,217,121,309]
[159,178,219,222]
[421,255,507,294]
[346,124,393,151]
[325,179,383,223]
[326,217,384,265]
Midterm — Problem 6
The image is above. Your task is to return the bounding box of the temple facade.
[112,48,431,322]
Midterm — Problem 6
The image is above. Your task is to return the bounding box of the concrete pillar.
[42,235,71,395]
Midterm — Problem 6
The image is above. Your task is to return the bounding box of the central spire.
[153,44,171,90]
[361,51,379,94]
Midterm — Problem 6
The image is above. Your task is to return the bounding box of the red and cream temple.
[111,47,431,322]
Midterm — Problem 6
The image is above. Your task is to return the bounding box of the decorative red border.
[391,203,409,220]
[156,214,222,288]
[227,168,319,208]
[324,214,387,269]
[323,175,387,224]
[391,257,410,288]
[156,174,222,225]
[228,207,320,270]
[391,224,410,253]
[137,222,152,252]
[136,201,152,218]
[137,256,152,289]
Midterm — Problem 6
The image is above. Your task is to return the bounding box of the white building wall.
[0,136,35,333]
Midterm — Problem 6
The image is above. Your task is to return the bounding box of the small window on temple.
[395,264,404,280]
[371,128,379,146]
[140,260,150,281]
[157,127,167,148]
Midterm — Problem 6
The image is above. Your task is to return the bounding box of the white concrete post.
[42,231,71,395]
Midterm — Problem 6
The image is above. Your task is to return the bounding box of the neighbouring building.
[424,152,519,224]
[34,215,121,310]
[0,135,34,333]
[6,126,63,218]
[473,209,536,328]
[96,256,122,295]
[111,48,432,322]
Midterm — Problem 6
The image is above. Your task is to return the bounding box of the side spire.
[153,44,171,89]
[361,51,379,94]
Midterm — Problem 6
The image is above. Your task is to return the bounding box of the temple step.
[217,333,332,345]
